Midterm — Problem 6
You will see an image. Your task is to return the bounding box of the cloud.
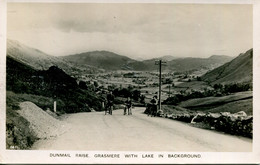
[7,3,253,59]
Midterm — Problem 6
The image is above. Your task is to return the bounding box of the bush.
[112,87,142,101]
[163,94,184,105]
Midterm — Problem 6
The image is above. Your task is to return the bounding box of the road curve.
[32,107,252,151]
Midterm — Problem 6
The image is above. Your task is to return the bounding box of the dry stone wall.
[157,110,252,138]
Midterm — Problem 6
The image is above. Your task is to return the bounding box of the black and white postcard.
[0,0,259,164]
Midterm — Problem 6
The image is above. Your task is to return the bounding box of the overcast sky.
[7,3,252,59]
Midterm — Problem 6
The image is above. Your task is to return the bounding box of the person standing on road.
[106,91,115,115]
[150,95,158,117]
[124,97,132,115]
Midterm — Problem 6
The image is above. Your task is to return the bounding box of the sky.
[7,3,252,59]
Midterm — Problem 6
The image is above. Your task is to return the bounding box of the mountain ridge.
[7,39,233,73]
[201,48,253,84]
[6,39,99,75]
[63,50,233,72]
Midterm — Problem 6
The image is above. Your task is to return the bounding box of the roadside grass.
[6,91,66,114]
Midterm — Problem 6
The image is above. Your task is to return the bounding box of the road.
[32,107,252,151]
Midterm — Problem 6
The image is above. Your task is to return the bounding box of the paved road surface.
[32,107,252,151]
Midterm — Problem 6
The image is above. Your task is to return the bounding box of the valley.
[5,39,253,151]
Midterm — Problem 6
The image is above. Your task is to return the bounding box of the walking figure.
[149,95,158,117]
[105,91,114,115]
[124,97,132,115]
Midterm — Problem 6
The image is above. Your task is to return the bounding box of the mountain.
[136,55,233,72]
[62,51,137,70]
[150,55,179,61]
[201,49,253,84]
[6,39,97,75]
[161,55,179,61]
[7,39,66,70]
[64,51,232,72]
[165,55,233,72]
[208,55,233,61]
[7,39,233,73]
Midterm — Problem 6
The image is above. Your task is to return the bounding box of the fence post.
[54,101,57,113]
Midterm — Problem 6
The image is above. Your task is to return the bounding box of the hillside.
[62,51,136,70]
[7,39,98,75]
[201,48,253,84]
[166,55,232,72]
[178,91,252,114]
[6,56,103,113]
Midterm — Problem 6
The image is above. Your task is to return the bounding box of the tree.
[79,81,87,90]
[93,81,99,88]
[118,88,132,97]
[197,76,202,81]
[108,84,116,91]
[132,90,141,101]
[140,95,145,104]
[213,84,223,90]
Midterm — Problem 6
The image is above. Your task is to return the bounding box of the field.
[161,91,252,115]
[174,81,212,92]
[178,91,252,114]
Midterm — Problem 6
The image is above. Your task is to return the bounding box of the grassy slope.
[6,107,38,149]
[177,91,252,114]
[201,49,252,84]
[6,91,66,114]
[162,92,252,116]
[7,39,96,75]
[202,98,253,115]
[178,91,252,107]
[6,91,66,149]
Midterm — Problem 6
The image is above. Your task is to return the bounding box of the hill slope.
[201,48,253,84]
[7,39,97,75]
[169,55,232,71]
[6,56,102,113]
[62,51,136,70]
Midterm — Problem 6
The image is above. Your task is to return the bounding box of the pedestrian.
[124,97,132,115]
[105,91,114,115]
[150,95,158,117]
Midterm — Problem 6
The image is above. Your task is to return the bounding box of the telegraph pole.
[155,60,166,110]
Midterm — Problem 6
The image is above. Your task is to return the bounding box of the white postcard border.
[0,0,260,164]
